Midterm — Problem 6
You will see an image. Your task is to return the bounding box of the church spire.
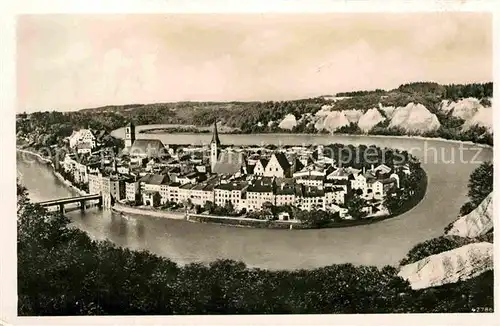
[211,119,221,146]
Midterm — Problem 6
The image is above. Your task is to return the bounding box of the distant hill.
[18,81,493,148]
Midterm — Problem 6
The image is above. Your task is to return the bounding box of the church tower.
[125,121,136,148]
[210,119,221,172]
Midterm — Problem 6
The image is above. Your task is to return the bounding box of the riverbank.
[17,148,88,197]
[16,148,52,164]
[112,203,187,220]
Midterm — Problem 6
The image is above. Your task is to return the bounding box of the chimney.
[371,164,374,171]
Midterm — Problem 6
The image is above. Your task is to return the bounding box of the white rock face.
[389,103,441,133]
[314,111,350,133]
[278,114,297,130]
[343,109,363,124]
[379,103,396,119]
[398,242,494,290]
[358,108,386,132]
[441,98,482,120]
[315,106,333,117]
[446,193,493,238]
[462,106,493,132]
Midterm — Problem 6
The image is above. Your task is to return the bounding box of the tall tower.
[125,121,136,148]
[210,119,221,172]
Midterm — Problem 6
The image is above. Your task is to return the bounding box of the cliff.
[440,98,482,120]
[389,103,441,133]
[314,111,350,133]
[398,242,493,290]
[358,108,386,132]
[343,109,363,124]
[278,114,297,130]
[462,105,493,132]
[446,192,493,238]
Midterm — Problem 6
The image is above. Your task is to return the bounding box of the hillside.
[16,82,494,149]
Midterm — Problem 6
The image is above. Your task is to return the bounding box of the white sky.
[17,13,492,112]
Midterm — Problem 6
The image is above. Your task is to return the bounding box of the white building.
[68,129,96,150]
[214,181,248,211]
[263,152,291,178]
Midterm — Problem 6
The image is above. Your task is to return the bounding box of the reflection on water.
[16,135,492,270]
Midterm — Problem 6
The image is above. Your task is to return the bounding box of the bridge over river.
[37,194,103,213]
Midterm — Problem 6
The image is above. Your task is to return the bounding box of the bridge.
[37,194,103,213]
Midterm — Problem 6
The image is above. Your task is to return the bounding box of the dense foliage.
[17,184,493,315]
[384,164,427,215]
[459,161,493,215]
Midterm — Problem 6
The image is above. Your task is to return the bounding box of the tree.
[384,187,403,215]
[203,201,215,214]
[296,209,333,228]
[466,161,493,208]
[346,196,367,220]
[224,200,235,215]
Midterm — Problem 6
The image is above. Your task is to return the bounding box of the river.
[16,132,492,270]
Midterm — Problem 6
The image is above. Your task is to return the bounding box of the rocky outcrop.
[389,103,441,133]
[462,106,493,132]
[446,193,493,238]
[398,242,493,290]
[314,111,350,133]
[358,108,386,132]
[278,114,297,130]
[441,98,482,120]
[343,109,363,124]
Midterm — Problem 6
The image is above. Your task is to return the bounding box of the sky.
[17,13,492,112]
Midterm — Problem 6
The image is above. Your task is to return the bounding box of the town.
[58,121,415,224]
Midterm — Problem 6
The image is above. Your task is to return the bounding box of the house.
[139,174,170,203]
[277,211,295,221]
[329,203,349,219]
[88,173,102,195]
[178,183,196,205]
[373,164,392,175]
[263,152,291,178]
[177,171,199,185]
[371,178,398,200]
[125,177,141,203]
[128,139,167,159]
[190,182,215,207]
[142,190,162,207]
[253,158,269,176]
[295,174,324,189]
[167,182,181,203]
[101,173,127,202]
[296,185,325,211]
[275,178,296,207]
[324,186,347,207]
[351,171,377,195]
[214,181,248,211]
[68,129,96,149]
[246,177,275,211]
[76,143,93,155]
[326,167,350,181]
[73,161,89,184]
